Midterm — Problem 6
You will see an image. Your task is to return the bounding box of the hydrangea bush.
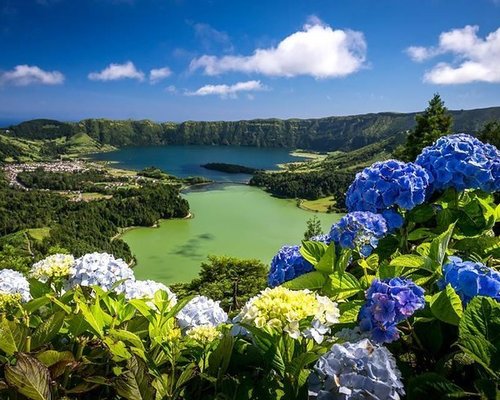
[0,133,497,400]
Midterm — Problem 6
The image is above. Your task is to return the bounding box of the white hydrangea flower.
[29,254,75,282]
[67,252,134,291]
[116,279,177,304]
[0,269,31,303]
[176,295,228,330]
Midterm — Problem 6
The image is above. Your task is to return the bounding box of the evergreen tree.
[303,215,323,240]
[395,94,452,161]
[478,120,500,149]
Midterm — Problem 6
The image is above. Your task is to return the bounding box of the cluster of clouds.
[87,61,172,84]
[1,19,498,99]
[406,25,500,84]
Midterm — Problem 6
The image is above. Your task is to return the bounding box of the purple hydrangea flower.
[439,256,500,304]
[309,339,405,400]
[345,160,430,230]
[268,245,314,287]
[329,212,388,257]
[416,134,500,193]
[359,278,425,343]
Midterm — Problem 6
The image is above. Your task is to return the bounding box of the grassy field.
[299,196,335,213]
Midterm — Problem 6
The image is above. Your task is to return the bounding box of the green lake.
[125,184,342,284]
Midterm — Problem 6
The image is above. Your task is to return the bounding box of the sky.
[0,0,499,122]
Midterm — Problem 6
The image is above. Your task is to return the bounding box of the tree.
[303,215,323,240]
[395,94,452,161]
[478,120,500,149]
[172,256,268,312]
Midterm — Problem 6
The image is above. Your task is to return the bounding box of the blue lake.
[90,145,305,182]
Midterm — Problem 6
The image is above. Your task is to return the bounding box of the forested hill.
[5,106,500,152]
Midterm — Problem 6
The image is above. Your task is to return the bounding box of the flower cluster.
[116,279,177,304]
[29,254,75,283]
[359,278,425,343]
[310,234,331,245]
[0,269,31,307]
[416,134,500,193]
[268,245,314,287]
[235,287,339,343]
[67,252,134,291]
[309,339,404,400]
[345,160,429,230]
[439,256,500,304]
[186,325,222,345]
[329,211,388,257]
[176,296,228,330]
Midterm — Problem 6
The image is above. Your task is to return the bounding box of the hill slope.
[4,106,500,153]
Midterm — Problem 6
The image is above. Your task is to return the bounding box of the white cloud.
[186,80,267,98]
[165,85,177,93]
[190,17,366,79]
[88,61,144,81]
[407,25,500,84]
[0,65,64,86]
[149,67,172,84]
[192,22,233,52]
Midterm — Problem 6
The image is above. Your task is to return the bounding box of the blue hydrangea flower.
[345,160,430,230]
[176,295,228,330]
[310,234,331,245]
[67,252,134,292]
[268,245,314,287]
[309,339,405,400]
[359,278,425,343]
[439,256,500,304]
[329,212,388,257]
[416,134,500,193]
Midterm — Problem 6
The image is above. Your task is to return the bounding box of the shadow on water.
[170,233,216,259]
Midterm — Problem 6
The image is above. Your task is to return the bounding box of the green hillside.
[5,106,500,154]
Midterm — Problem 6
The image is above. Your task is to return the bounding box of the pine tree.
[395,94,452,161]
[478,120,500,148]
[303,215,323,240]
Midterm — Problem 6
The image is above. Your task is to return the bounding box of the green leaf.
[390,254,435,272]
[0,318,21,356]
[104,338,132,362]
[114,356,154,400]
[430,284,463,326]
[207,333,234,377]
[326,272,362,300]
[458,296,500,376]
[31,311,65,350]
[314,243,336,274]
[454,236,500,259]
[407,204,436,223]
[407,228,434,241]
[338,300,363,323]
[74,296,104,337]
[282,271,326,291]
[407,373,468,400]
[429,223,455,266]
[23,297,51,314]
[5,353,52,400]
[109,329,145,352]
[66,313,91,337]
[28,280,51,299]
[36,350,74,368]
[300,240,328,266]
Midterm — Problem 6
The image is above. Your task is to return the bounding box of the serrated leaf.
[5,353,52,400]
[314,243,336,274]
[282,271,326,291]
[338,300,363,323]
[300,240,327,266]
[31,311,65,350]
[429,223,455,266]
[36,350,74,368]
[327,272,362,300]
[430,284,463,326]
[0,318,21,356]
[114,356,154,400]
[390,254,435,272]
[109,329,145,351]
[407,372,468,400]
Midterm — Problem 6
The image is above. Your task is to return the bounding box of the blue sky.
[0,0,499,122]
